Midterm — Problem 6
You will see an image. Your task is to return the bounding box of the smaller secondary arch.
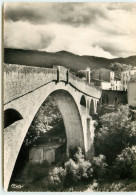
[96,101,101,114]
[80,95,86,107]
[89,99,95,117]
[4,108,23,128]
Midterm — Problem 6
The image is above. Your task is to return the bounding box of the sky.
[4,2,136,59]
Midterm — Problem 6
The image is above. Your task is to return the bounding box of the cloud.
[4,2,136,58]
[4,2,108,26]
[39,24,117,58]
[4,21,55,50]
[106,2,136,12]
[92,35,136,57]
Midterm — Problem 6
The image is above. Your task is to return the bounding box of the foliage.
[76,70,86,78]
[65,147,93,183]
[92,154,108,179]
[114,146,136,179]
[49,147,93,188]
[109,62,132,77]
[122,181,136,191]
[48,149,109,190]
[65,158,92,183]
[95,181,126,192]
[94,105,136,164]
[10,146,136,192]
[23,96,62,147]
[49,167,66,188]
[23,125,44,147]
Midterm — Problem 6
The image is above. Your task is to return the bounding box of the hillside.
[4,48,136,72]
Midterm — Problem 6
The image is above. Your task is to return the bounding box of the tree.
[110,62,132,72]
[23,96,62,147]
[109,62,133,78]
[114,146,136,179]
[94,105,136,165]
[76,70,86,78]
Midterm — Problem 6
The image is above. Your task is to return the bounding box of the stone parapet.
[4,64,101,104]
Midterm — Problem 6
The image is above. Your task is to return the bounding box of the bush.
[92,154,108,179]
[73,147,93,180]
[49,167,66,188]
[65,147,93,183]
[48,147,93,188]
[64,158,79,184]
[114,146,136,179]
[76,70,86,78]
[65,158,93,184]
[94,105,136,165]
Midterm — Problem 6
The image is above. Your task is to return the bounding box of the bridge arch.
[96,101,100,114]
[45,89,85,155]
[89,99,95,117]
[80,95,86,107]
[5,86,86,190]
[4,65,101,191]
[4,108,23,128]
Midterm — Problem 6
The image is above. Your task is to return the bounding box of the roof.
[32,142,64,150]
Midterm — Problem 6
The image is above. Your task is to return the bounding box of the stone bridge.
[4,63,101,190]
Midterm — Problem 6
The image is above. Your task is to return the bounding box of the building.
[101,81,111,90]
[92,68,114,90]
[102,90,127,106]
[110,71,115,89]
[112,80,122,91]
[128,74,136,108]
[29,142,66,164]
[92,68,121,91]
[121,69,136,91]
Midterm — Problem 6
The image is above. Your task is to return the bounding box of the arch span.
[4,84,85,191]
[47,90,85,155]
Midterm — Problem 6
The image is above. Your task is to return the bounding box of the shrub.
[94,105,136,165]
[72,147,93,180]
[49,167,66,188]
[76,70,86,78]
[64,158,79,184]
[92,154,108,179]
[48,147,93,188]
[114,146,136,179]
[65,158,93,183]
[73,147,85,162]
[109,182,124,191]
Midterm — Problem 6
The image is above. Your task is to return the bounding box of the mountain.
[4,48,136,72]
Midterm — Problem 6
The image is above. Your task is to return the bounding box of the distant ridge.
[4,48,136,72]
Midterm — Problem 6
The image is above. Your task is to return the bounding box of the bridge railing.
[53,65,101,98]
[4,64,101,104]
[4,64,57,104]
[69,73,101,98]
